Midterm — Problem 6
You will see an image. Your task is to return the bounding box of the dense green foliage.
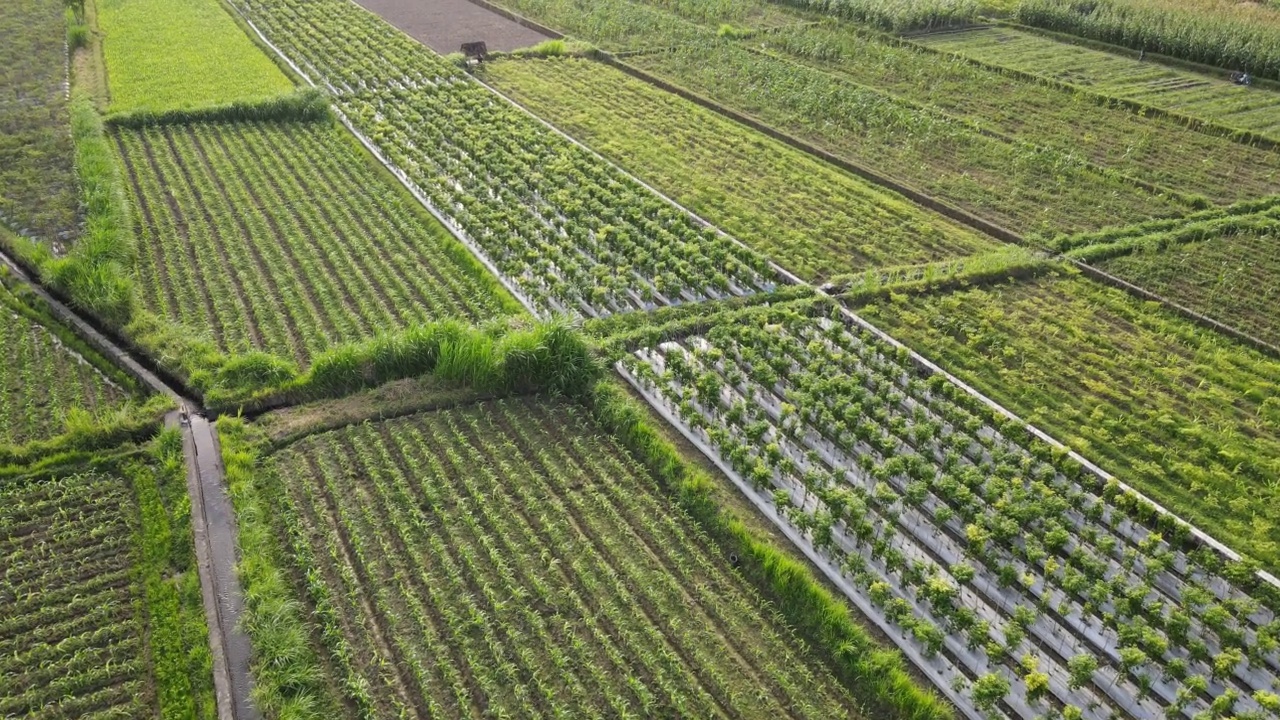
[0,447,214,718]
[114,120,516,365]
[630,42,1195,234]
[1016,0,1280,80]
[482,56,998,281]
[97,0,293,112]
[755,23,1280,205]
[772,0,977,30]
[858,273,1280,570]
[43,92,136,327]
[258,398,864,717]
[0,0,79,243]
[106,87,331,127]
[915,26,1280,138]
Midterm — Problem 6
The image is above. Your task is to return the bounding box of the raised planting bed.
[621,303,1280,719]
[246,397,866,718]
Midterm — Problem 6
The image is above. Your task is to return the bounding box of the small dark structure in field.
[461,41,488,62]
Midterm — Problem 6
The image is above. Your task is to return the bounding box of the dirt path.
[351,0,548,54]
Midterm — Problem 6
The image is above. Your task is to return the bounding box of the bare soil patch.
[352,0,548,54]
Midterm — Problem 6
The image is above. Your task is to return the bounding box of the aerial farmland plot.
[5,0,1280,718]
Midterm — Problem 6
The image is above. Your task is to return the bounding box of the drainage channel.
[0,247,260,720]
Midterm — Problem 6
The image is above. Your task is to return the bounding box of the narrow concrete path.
[176,411,261,720]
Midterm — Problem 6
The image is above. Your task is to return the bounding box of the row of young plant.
[0,0,79,245]
[0,442,214,719]
[263,399,862,718]
[912,27,1280,139]
[340,83,776,317]
[116,119,514,366]
[620,301,1280,719]
[229,0,780,318]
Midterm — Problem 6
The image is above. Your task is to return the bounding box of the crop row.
[0,470,153,719]
[233,0,778,318]
[914,26,1280,139]
[116,120,512,365]
[856,273,1280,573]
[754,23,1280,205]
[0,283,131,447]
[480,56,998,282]
[266,399,860,717]
[0,0,78,243]
[622,305,1280,718]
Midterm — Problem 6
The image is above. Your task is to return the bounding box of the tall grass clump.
[44,92,137,327]
[106,88,331,128]
[1017,0,1280,80]
[219,417,334,720]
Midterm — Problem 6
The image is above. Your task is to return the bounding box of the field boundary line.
[898,25,1280,151]
[457,0,564,40]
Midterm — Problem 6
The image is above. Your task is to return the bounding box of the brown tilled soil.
[351,0,548,54]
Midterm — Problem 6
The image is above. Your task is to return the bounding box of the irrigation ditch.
[0,245,260,720]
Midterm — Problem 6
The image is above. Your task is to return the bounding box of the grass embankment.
[97,0,293,112]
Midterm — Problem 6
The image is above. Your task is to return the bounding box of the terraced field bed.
[0,444,213,719]
[854,273,1280,572]
[258,398,863,718]
[913,26,1280,138]
[114,119,516,365]
[753,23,1280,205]
[0,0,78,242]
[623,301,1280,718]
[231,0,781,319]
[0,278,136,447]
[480,56,999,281]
